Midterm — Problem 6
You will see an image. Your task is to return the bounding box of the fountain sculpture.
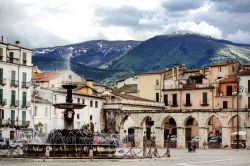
[23,83,116,158]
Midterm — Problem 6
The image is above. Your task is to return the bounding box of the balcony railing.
[183,100,192,107]
[10,80,19,87]
[0,119,30,128]
[0,78,7,86]
[0,99,7,106]
[10,100,19,107]
[169,101,179,107]
[200,100,209,106]
[22,101,31,108]
[7,57,20,64]
[22,82,30,88]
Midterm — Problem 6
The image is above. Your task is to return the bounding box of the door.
[11,90,16,106]
[156,93,159,102]
[22,92,27,107]
[226,86,232,96]
[0,68,3,83]
[223,101,228,109]
[0,89,2,104]
[10,131,15,140]
[11,70,15,85]
[22,111,26,126]
[22,72,27,87]
[248,97,250,109]
[11,110,15,126]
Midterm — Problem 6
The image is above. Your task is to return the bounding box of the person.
[6,138,9,148]
[192,143,197,152]
[188,141,192,152]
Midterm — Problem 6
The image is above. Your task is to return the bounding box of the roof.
[137,70,164,75]
[219,75,237,83]
[0,41,32,51]
[116,84,137,93]
[112,92,154,102]
[31,96,51,104]
[33,72,57,82]
[238,70,250,76]
[210,60,238,67]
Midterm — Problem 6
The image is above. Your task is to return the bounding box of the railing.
[22,101,31,108]
[7,57,20,64]
[183,100,192,107]
[10,100,19,107]
[0,78,7,85]
[105,99,165,107]
[22,82,30,88]
[0,119,30,128]
[0,99,7,106]
[200,100,209,106]
[169,101,178,107]
[10,80,19,87]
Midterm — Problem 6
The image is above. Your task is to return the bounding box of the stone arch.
[161,116,177,148]
[184,115,199,147]
[206,115,222,148]
[206,114,222,128]
[140,116,153,128]
[119,114,135,147]
[140,116,155,147]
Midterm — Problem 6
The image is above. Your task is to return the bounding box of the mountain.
[33,40,141,67]
[101,33,250,73]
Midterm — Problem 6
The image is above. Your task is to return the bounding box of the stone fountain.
[23,83,116,158]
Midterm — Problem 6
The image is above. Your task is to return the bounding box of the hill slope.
[101,34,250,72]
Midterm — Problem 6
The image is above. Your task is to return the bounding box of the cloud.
[163,21,223,39]
[210,0,250,13]
[226,30,250,44]
[163,0,203,12]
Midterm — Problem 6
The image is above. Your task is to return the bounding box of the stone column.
[134,127,143,147]
[246,127,250,149]
[199,127,208,148]
[154,127,164,148]
[177,127,185,148]
[222,127,230,147]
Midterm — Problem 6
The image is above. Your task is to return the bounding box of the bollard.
[89,149,93,159]
[45,145,50,158]
[167,148,170,157]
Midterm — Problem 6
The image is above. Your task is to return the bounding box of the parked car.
[9,139,28,149]
[191,136,199,142]
[169,135,177,141]
[0,137,8,149]
[208,136,221,143]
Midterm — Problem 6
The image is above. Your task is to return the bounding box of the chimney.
[15,40,21,47]
[1,36,3,43]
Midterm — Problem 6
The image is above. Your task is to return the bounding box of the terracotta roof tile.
[116,84,137,93]
[219,75,237,83]
[238,70,250,76]
[33,72,57,82]
[112,92,154,102]
[210,60,238,67]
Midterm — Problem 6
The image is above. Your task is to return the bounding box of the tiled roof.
[116,84,137,93]
[238,70,250,76]
[219,75,237,83]
[210,61,238,67]
[33,72,57,82]
[137,70,164,75]
[112,92,154,102]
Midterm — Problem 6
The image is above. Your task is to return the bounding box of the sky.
[0,0,250,48]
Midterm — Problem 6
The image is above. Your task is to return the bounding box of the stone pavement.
[0,148,250,166]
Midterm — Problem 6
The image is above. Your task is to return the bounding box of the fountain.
[23,83,116,158]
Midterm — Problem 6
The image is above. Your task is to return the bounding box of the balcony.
[7,57,20,64]
[0,78,7,86]
[183,100,192,107]
[0,99,7,106]
[10,80,19,87]
[169,101,179,107]
[200,100,209,106]
[10,100,19,107]
[22,101,31,108]
[22,82,30,88]
[0,119,30,128]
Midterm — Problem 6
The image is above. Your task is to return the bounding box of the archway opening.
[141,116,155,147]
[229,115,246,149]
[207,115,222,148]
[163,117,177,148]
[121,116,135,147]
[184,116,199,147]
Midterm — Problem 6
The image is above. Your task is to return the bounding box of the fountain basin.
[23,144,116,158]
[53,103,86,109]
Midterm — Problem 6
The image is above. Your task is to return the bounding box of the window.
[186,93,191,105]
[156,79,159,85]
[248,97,250,109]
[23,52,27,65]
[0,89,3,105]
[0,109,4,119]
[11,90,16,106]
[77,114,80,119]
[11,110,15,125]
[11,70,15,85]
[0,68,3,83]
[69,75,72,79]
[45,107,48,117]
[226,86,232,96]
[9,52,14,62]
[90,115,93,121]
[248,80,250,93]
[22,72,27,87]
[90,100,93,107]
[0,48,3,56]
[218,66,222,72]
[156,93,160,102]
[95,101,98,108]
[163,94,168,106]
[22,92,27,107]
[34,106,37,116]
[77,98,80,103]
[54,95,57,102]
[82,99,85,104]
[172,94,177,106]
[202,92,207,104]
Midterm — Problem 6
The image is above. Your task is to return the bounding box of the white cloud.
[162,21,223,39]
[226,30,250,44]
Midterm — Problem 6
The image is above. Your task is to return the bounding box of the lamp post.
[236,77,243,149]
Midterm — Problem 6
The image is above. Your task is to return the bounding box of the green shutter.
[22,111,26,126]
[11,90,16,105]
[11,71,15,85]
[0,68,3,82]
[23,72,26,83]
[0,89,2,104]
[22,92,27,106]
